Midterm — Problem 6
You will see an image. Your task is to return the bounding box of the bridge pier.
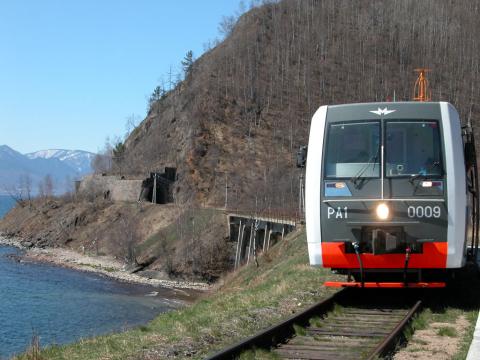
[228,213,296,269]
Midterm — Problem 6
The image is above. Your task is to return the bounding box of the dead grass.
[26,334,43,360]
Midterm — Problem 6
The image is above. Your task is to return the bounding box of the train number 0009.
[407,206,441,218]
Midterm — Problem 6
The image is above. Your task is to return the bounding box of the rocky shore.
[0,235,211,292]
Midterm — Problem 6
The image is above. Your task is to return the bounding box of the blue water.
[0,246,180,359]
[0,195,16,219]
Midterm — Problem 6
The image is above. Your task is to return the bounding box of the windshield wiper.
[408,173,430,184]
[350,150,380,187]
[408,161,441,184]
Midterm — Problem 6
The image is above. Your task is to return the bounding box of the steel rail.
[205,289,350,360]
[205,290,422,360]
[366,300,422,360]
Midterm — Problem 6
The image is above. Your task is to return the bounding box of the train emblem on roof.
[369,107,396,116]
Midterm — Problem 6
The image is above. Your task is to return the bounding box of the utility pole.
[299,173,305,217]
[152,174,157,204]
[224,172,228,209]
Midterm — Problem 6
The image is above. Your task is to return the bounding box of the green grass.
[409,310,429,332]
[239,348,280,360]
[451,310,479,360]
[331,303,344,316]
[309,316,323,327]
[399,268,480,359]
[18,228,341,360]
[293,324,307,336]
[437,326,457,337]
[401,307,478,359]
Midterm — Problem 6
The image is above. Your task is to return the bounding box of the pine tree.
[181,50,194,79]
[148,85,165,109]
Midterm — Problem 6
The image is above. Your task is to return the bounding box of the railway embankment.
[206,267,480,360]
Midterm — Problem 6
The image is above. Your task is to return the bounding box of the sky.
[0,0,242,154]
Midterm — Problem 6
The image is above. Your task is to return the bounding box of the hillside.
[116,0,480,211]
[0,198,230,281]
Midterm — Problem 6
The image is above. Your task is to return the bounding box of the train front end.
[305,102,468,288]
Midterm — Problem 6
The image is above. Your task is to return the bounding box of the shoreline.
[0,235,211,294]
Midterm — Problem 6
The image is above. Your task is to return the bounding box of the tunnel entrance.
[140,167,176,204]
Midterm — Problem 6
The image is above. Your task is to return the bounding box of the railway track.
[206,288,422,360]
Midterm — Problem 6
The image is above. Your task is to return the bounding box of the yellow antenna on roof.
[413,68,432,101]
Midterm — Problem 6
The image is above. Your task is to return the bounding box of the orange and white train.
[303,100,478,288]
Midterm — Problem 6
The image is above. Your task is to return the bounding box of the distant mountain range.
[25,149,95,175]
[0,145,95,195]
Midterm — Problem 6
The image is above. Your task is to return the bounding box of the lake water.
[0,197,183,359]
[0,195,16,219]
[0,246,180,359]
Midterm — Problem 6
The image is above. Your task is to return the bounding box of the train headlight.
[376,203,390,220]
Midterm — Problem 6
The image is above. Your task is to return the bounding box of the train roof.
[328,101,450,108]
[323,101,457,122]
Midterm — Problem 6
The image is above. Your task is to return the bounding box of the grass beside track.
[19,227,342,360]
[239,258,480,360]
[388,262,480,360]
[405,285,480,360]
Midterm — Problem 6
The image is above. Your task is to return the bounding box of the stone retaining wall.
[78,175,143,202]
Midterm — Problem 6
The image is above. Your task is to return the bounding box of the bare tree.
[19,174,32,202]
[91,138,113,174]
[62,174,75,201]
[44,174,54,197]
[37,180,45,199]
[110,211,139,264]
[124,113,141,140]
[218,15,237,38]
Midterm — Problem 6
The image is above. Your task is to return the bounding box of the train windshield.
[325,122,380,178]
[386,121,442,177]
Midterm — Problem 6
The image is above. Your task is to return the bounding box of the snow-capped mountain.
[26,149,95,175]
[0,145,95,195]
